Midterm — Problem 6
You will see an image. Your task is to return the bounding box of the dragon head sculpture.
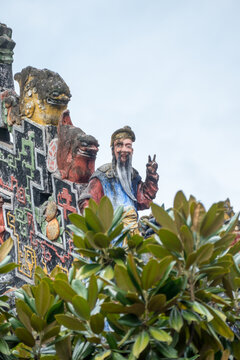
[14,66,71,125]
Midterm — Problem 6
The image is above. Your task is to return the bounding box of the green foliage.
[1,194,240,359]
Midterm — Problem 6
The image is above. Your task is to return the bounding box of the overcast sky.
[2,0,240,213]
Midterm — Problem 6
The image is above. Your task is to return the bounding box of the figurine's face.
[114,138,133,163]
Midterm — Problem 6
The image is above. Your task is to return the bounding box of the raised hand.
[146,154,158,174]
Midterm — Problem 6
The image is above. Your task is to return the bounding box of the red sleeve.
[78,177,104,214]
[136,174,159,211]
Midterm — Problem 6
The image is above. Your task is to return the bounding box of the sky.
[2,0,240,213]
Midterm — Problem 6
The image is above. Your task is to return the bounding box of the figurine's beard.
[115,153,137,202]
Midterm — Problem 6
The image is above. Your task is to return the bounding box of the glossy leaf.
[68,213,88,232]
[15,327,35,347]
[115,264,136,292]
[53,280,77,302]
[147,244,172,259]
[208,307,234,340]
[192,202,205,233]
[98,196,114,231]
[182,310,200,322]
[88,275,98,310]
[169,307,183,332]
[191,302,213,322]
[0,237,13,262]
[35,280,51,317]
[95,350,111,360]
[142,259,160,290]
[72,279,88,299]
[200,203,225,238]
[90,313,104,334]
[0,262,18,273]
[93,233,110,248]
[77,264,101,280]
[15,299,33,332]
[55,314,86,330]
[132,331,150,358]
[55,336,72,360]
[180,225,194,255]
[151,203,177,234]
[174,191,189,219]
[85,208,104,232]
[30,313,47,332]
[0,338,10,355]
[149,327,172,344]
[41,325,60,343]
[158,229,182,253]
[72,295,90,320]
[196,243,214,265]
[148,294,166,312]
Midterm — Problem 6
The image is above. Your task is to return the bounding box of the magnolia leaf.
[169,307,183,332]
[30,313,47,332]
[94,350,111,360]
[68,213,88,232]
[53,280,77,302]
[0,237,13,262]
[115,264,136,292]
[141,259,160,290]
[118,314,142,327]
[102,265,114,280]
[72,295,90,320]
[41,325,60,343]
[45,300,64,324]
[72,279,88,299]
[149,327,172,345]
[55,336,72,360]
[90,313,104,334]
[15,327,35,347]
[55,314,86,331]
[151,203,177,234]
[101,302,126,314]
[127,254,141,290]
[108,205,124,234]
[147,244,172,259]
[200,203,225,238]
[185,251,197,269]
[191,302,213,322]
[98,196,114,232]
[112,353,126,360]
[158,229,182,253]
[192,202,205,233]
[0,262,18,273]
[35,280,50,318]
[180,225,194,255]
[207,306,234,340]
[174,191,189,220]
[148,294,166,312]
[85,208,104,232]
[93,233,110,248]
[196,243,214,265]
[155,342,178,358]
[108,223,124,241]
[77,264,101,280]
[16,299,33,332]
[124,303,145,316]
[87,275,98,311]
[0,338,10,355]
[132,331,150,358]
[182,310,200,322]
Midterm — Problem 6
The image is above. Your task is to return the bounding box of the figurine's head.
[111,126,136,201]
[111,126,135,164]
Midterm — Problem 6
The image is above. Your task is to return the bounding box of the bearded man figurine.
[78,126,159,234]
